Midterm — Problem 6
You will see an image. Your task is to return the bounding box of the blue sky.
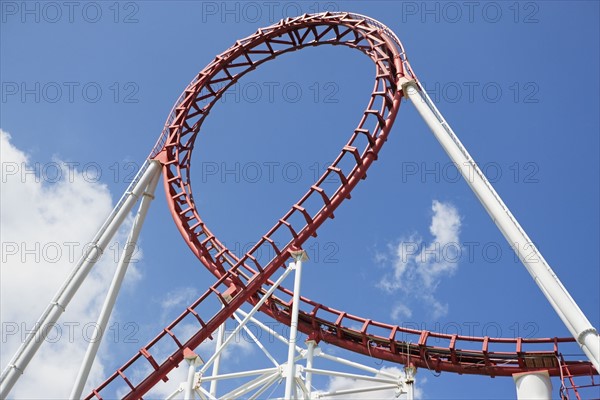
[1,1,599,399]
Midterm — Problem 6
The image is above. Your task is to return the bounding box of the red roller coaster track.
[86,12,598,399]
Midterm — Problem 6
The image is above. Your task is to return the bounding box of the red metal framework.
[86,12,597,399]
[558,354,600,399]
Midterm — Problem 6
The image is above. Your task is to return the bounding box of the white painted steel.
[247,374,281,400]
[318,352,396,378]
[513,371,552,399]
[404,364,416,400]
[284,255,305,399]
[209,308,225,397]
[232,312,279,367]
[315,383,399,398]
[220,372,280,399]
[235,309,303,352]
[303,368,398,385]
[200,367,279,382]
[304,340,316,398]
[184,359,198,400]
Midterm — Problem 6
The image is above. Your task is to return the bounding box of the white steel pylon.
[165,255,416,400]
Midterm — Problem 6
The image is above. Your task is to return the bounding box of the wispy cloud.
[377,200,462,320]
[391,303,413,320]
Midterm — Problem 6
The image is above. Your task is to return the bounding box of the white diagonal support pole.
[209,309,225,397]
[403,80,600,372]
[304,339,316,398]
[0,159,162,398]
[69,166,161,399]
[284,249,308,399]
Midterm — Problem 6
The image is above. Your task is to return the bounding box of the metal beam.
[284,250,307,399]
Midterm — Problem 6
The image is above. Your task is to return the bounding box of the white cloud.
[0,130,142,398]
[378,200,461,320]
[391,304,413,320]
[159,286,201,323]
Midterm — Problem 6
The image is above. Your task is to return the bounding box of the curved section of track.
[87,12,597,400]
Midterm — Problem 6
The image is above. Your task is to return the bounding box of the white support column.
[184,362,197,400]
[208,316,225,397]
[513,371,552,399]
[183,349,203,400]
[284,250,308,400]
[69,167,161,400]
[404,364,416,400]
[304,340,316,398]
[403,81,600,371]
[0,159,162,398]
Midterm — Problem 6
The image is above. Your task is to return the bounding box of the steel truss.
[165,255,415,400]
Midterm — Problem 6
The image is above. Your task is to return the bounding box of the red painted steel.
[87,12,597,399]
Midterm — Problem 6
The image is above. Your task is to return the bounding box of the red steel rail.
[87,12,597,399]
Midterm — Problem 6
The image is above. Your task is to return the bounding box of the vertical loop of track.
[151,12,410,286]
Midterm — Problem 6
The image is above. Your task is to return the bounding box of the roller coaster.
[1,12,598,400]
